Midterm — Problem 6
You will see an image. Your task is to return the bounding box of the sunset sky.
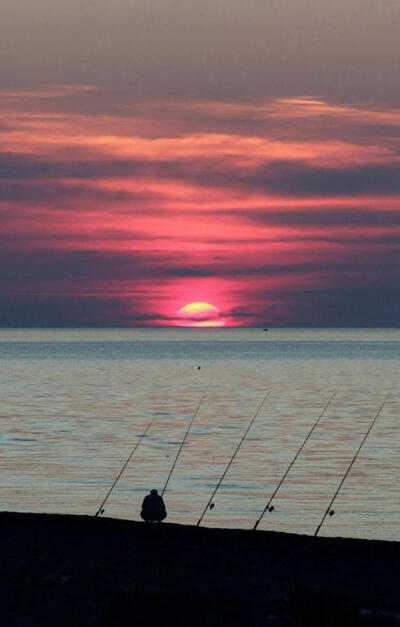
[2,1,400,326]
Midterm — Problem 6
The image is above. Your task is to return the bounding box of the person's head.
[151,489,158,495]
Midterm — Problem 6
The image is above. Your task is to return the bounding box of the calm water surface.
[1,328,400,541]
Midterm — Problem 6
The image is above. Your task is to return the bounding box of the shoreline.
[1,511,400,625]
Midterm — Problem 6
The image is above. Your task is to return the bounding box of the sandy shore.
[1,511,399,626]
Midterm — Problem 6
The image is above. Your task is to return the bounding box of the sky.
[1,1,400,327]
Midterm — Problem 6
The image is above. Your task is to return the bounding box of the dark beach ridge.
[1,512,400,626]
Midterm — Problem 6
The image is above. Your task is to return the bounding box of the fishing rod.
[95,339,151,517]
[95,412,159,517]
[196,389,272,527]
[161,380,212,497]
[314,392,390,537]
[253,390,337,530]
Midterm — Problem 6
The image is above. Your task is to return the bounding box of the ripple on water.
[1,328,399,540]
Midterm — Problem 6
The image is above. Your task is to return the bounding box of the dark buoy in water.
[210,503,215,510]
[198,366,201,370]
[268,505,274,512]
[329,510,335,516]
[263,328,268,331]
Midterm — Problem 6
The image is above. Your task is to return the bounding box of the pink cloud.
[1,88,400,326]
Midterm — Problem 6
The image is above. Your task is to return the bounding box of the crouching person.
[141,489,167,522]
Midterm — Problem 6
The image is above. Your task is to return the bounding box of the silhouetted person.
[141,489,167,522]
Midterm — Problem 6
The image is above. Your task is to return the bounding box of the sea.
[1,328,399,541]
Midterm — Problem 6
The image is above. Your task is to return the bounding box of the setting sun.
[177,302,224,327]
